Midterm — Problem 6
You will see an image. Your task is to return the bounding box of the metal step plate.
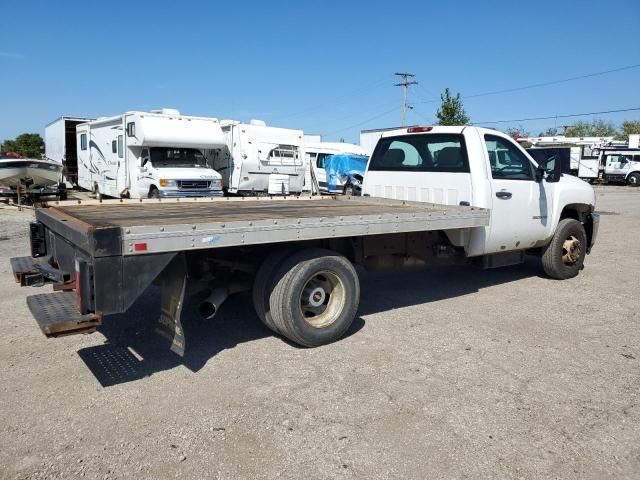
[10,256,39,284]
[26,292,101,337]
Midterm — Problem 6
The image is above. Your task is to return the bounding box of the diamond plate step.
[26,292,101,337]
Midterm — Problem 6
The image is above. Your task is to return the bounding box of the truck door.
[483,134,553,253]
[604,153,632,177]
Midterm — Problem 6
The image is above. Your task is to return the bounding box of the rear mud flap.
[154,253,188,356]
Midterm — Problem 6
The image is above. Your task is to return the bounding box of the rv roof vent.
[249,119,267,126]
[150,108,181,115]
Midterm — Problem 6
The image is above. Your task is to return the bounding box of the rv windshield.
[150,148,208,168]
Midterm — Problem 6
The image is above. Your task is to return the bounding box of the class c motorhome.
[76,109,225,199]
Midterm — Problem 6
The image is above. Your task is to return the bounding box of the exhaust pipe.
[198,287,229,320]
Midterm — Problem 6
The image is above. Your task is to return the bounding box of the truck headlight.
[211,178,222,189]
[159,179,178,187]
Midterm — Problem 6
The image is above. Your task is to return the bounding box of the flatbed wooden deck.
[36,196,490,257]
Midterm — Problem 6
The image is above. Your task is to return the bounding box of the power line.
[472,106,640,125]
[394,72,418,126]
[322,105,401,137]
[416,63,640,104]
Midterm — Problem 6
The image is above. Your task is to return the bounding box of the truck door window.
[317,153,331,168]
[484,135,533,180]
[368,134,469,172]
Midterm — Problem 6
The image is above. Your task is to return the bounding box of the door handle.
[495,191,512,199]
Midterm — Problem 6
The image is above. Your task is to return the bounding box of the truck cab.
[363,126,598,258]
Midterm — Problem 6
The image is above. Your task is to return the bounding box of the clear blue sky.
[1,0,639,143]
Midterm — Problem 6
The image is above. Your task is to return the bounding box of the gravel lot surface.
[0,186,638,479]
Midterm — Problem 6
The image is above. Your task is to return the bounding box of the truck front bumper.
[159,189,224,198]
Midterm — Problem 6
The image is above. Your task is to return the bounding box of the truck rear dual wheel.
[252,248,294,334]
[541,219,587,280]
[254,248,360,347]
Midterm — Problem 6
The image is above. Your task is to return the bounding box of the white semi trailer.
[76,109,225,199]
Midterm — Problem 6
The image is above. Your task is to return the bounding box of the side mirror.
[535,155,561,183]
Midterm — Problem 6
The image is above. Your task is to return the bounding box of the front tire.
[541,218,587,279]
[627,172,640,187]
[269,248,360,347]
[148,187,160,199]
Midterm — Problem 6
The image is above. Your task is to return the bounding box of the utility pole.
[394,72,418,126]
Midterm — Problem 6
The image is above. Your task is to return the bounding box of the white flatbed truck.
[10,126,599,356]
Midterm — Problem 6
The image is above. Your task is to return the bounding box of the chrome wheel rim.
[562,235,582,265]
[299,271,346,328]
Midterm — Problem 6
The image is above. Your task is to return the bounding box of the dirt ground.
[0,186,638,480]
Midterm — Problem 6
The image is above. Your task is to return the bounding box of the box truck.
[45,116,93,186]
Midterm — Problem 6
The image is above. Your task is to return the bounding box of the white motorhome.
[304,141,367,194]
[208,120,306,195]
[45,116,93,186]
[76,109,225,199]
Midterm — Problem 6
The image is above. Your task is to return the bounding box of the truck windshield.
[150,148,208,168]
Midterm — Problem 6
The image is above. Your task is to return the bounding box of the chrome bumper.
[159,189,224,198]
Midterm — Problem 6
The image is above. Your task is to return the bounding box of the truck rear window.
[368,134,469,173]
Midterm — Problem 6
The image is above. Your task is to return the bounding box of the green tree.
[615,120,640,140]
[436,88,469,126]
[1,133,44,158]
[564,119,617,137]
[537,127,559,136]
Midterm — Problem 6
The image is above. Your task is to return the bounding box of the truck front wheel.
[269,248,360,347]
[541,219,587,279]
[627,172,640,187]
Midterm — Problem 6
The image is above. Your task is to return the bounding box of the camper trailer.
[304,141,368,194]
[76,109,225,199]
[45,116,93,186]
[209,120,306,195]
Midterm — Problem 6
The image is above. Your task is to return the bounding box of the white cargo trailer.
[208,120,307,195]
[45,116,93,186]
[76,109,225,199]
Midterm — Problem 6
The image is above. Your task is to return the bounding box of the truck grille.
[178,180,210,190]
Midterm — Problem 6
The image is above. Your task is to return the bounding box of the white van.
[304,142,367,194]
[76,109,225,199]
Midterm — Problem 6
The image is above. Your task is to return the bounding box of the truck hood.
[155,167,221,180]
[558,173,596,209]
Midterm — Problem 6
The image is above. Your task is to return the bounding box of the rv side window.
[117,135,123,158]
[112,140,117,154]
[126,122,135,137]
[80,133,87,151]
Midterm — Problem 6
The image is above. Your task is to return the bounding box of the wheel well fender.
[559,204,594,249]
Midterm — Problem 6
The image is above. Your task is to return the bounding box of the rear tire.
[269,248,360,347]
[94,184,103,201]
[252,248,294,333]
[627,172,640,187]
[344,184,354,196]
[542,218,587,280]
